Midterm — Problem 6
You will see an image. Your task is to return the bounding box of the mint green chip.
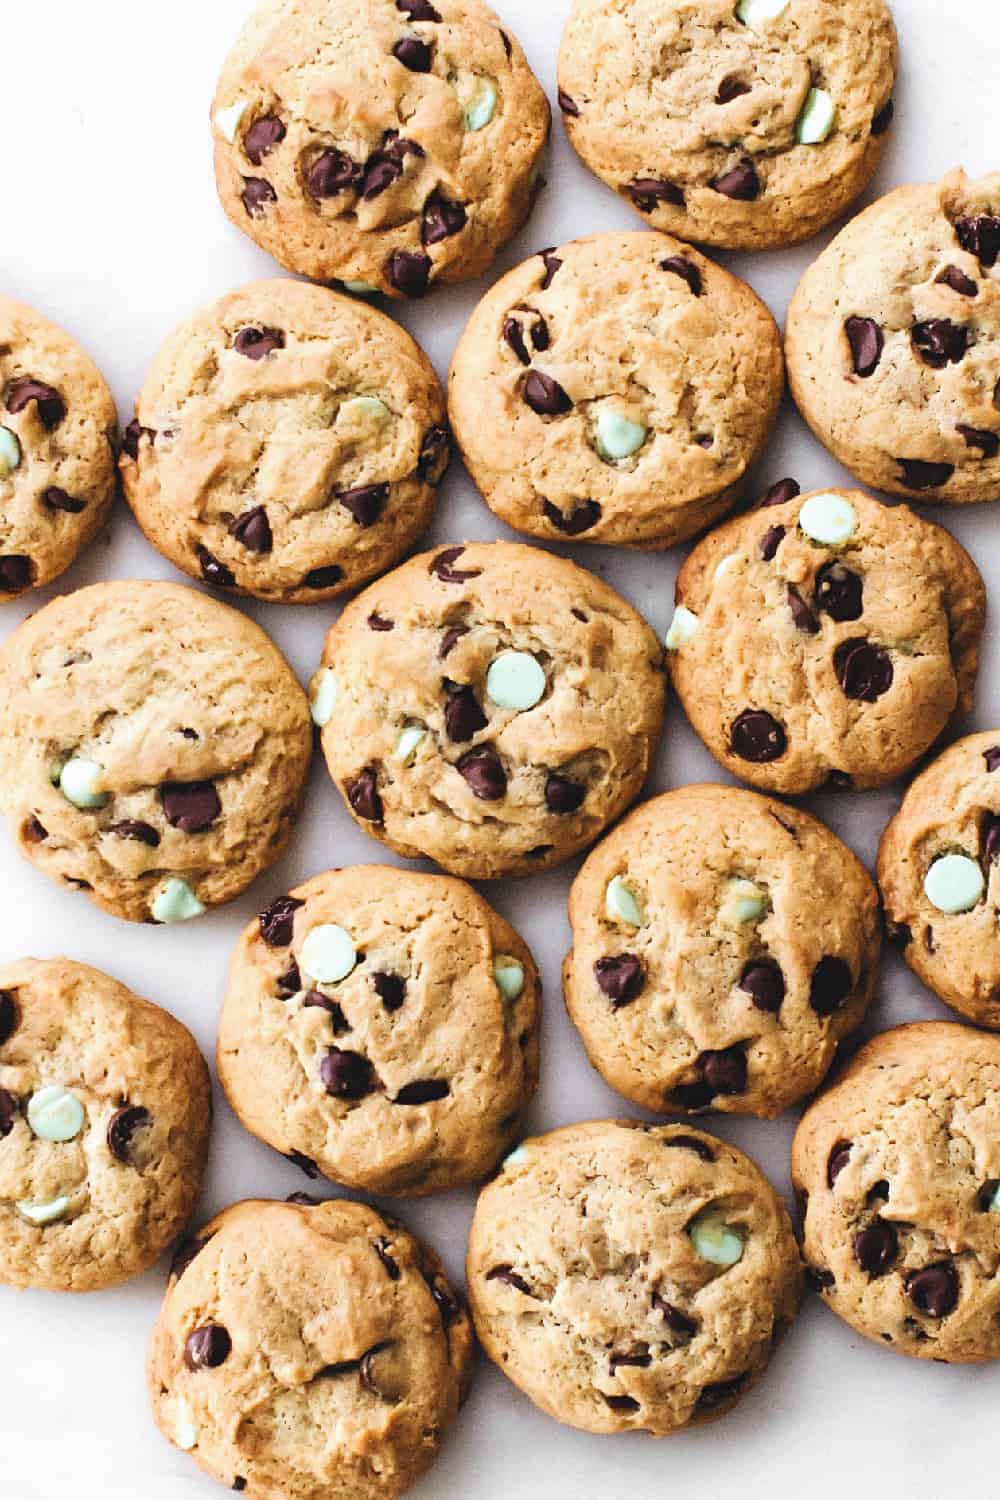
[342,280,380,296]
[799,493,857,546]
[16,1194,72,1226]
[310,668,339,727]
[606,875,645,927]
[153,878,206,924]
[494,957,525,1000]
[688,1208,746,1267]
[595,409,647,462]
[341,395,390,424]
[59,757,109,810]
[27,1085,85,1142]
[463,77,497,131]
[666,606,699,651]
[924,854,985,915]
[796,88,837,145]
[486,651,546,711]
[301,923,356,984]
[735,0,789,25]
[0,427,22,476]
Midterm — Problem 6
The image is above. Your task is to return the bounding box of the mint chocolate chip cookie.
[448,232,783,549]
[0,581,312,922]
[212,0,549,297]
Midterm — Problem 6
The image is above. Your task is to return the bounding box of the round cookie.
[0,581,312,923]
[878,732,1000,1028]
[787,170,1000,503]
[0,957,210,1292]
[313,540,666,879]
[564,786,880,1119]
[0,296,118,600]
[467,1120,802,1435]
[448,232,784,550]
[212,0,550,298]
[148,1198,474,1499]
[667,485,986,794]
[792,1022,1000,1363]
[218,866,540,1195]
[557,0,897,252]
[120,281,449,604]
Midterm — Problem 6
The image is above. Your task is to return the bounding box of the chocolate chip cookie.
[667,486,985,794]
[448,232,784,550]
[218,866,540,1195]
[0,581,312,923]
[792,1022,1000,1363]
[468,1120,801,1435]
[787,170,1000,502]
[313,541,666,878]
[121,281,448,604]
[878,732,1000,1028]
[148,1197,473,1499]
[0,957,210,1292]
[558,0,897,252]
[0,296,117,600]
[564,786,880,1120]
[212,0,550,298]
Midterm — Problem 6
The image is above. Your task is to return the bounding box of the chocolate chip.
[605,1395,640,1413]
[827,1141,852,1186]
[671,1081,715,1110]
[304,564,344,589]
[985,747,1000,773]
[122,419,154,459]
[663,1133,715,1162]
[241,177,277,217]
[107,1105,151,1165]
[425,1273,460,1326]
[197,545,235,588]
[243,114,286,164]
[871,99,894,134]
[456,745,507,801]
[503,317,531,365]
[816,562,863,621]
[809,956,852,1016]
[233,1480,247,1492]
[907,1262,958,1318]
[731,709,786,763]
[321,1049,377,1100]
[700,1045,747,1096]
[981,812,1000,870]
[396,0,440,16]
[444,684,487,742]
[885,919,912,948]
[610,1350,651,1372]
[660,256,702,296]
[107,820,161,848]
[936,264,979,297]
[652,1293,697,1340]
[362,155,403,201]
[170,1235,209,1281]
[6,378,65,430]
[540,251,563,290]
[339,483,389,527]
[286,1150,318,1177]
[347,768,383,823]
[897,457,954,490]
[307,149,363,199]
[712,158,760,200]
[787,585,819,634]
[259,895,303,948]
[24,817,48,843]
[386,250,432,298]
[286,1192,320,1206]
[373,973,406,1013]
[957,424,999,458]
[761,477,800,508]
[499,28,512,57]
[394,1079,449,1104]
[421,191,467,245]
[431,546,481,584]
[594,954,644,1007]
[759,524,785,561]
[716,74,751,103]
[626,178,685,212]
[486,1265,534,1294]
[524,371,573,416]
[439,625,469,658]
[367,612,394,632]
[160,781,221,834]
[0,1087,18,1137]
[854,1219,898,1277]
[806,1266,836,1292]
[545,773,585,814]
[739,959,785,1014]
[542,498,601,534]
[558,89,580,116]
[229,505,273,553]
[530,318,551,352]
[418,426,450,484]
[42,487,86,513]
[185,1325,232,1371]
[911,318,969,369]
[394,35,432,70]
[0,556,34,593]
[374,1237,401,1279]
[955,214,1000,268]
[834,639,893,701]
[303,992,349,1034]
[696,1375,746,1412]
[845,316,884,377]
[234,326,285,361]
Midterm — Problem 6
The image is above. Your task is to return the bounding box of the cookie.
[0,957,210,1292]
[120,281,448,604]
[564,786,880,1120]
[148,1198,474,1499]
[557,0,897,252]
[448,232,784,550]
[218,866,540,1195]
[667,485,985,794]
[0,581,312,923]
[467,1120,801,1435]
[792,1022,1000,1363]
[0,296,118,600]
[313,540,666,879]
[877,732,1000,1028]
[787,170,1000,503]
[212,0,550,298]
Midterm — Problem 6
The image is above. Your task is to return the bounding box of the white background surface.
[3,1,1000,1495]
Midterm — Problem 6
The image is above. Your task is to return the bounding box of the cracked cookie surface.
[314,540,666,878]
[667,486,985,794]
[467,1119,801,1435]
[0,296,118,599]
[218,866,540,1195]
[148,1197,474,1500]
[558,0,897,251]
[212,0,550,297]
[565,786,880,1119]
[448,232,783,550]
[121,281,448,604]
[787,171,1000,502]
[792,1023,1000,1363]
[0,957,210,1292]
[0,581,312,922]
